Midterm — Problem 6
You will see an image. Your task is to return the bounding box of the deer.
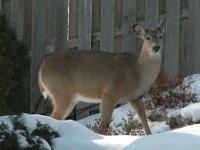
[38,18,165,135]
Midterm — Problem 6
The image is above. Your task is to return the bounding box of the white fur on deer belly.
[73,93,101,103]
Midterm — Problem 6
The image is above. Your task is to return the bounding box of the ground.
[1,74,200,150]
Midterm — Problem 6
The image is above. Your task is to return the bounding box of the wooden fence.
[1,0,200,119]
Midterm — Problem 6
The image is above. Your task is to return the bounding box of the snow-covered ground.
[1,74,200,150]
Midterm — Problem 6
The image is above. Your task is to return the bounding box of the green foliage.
[0,13,30,115]
[0,115,59,150]
[32,122,59,146]
[0,122,20,150]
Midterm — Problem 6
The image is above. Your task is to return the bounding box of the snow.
[130,124,200,150]
[167,103,200,122]
[181,103,200,122]
[16,130,29,148]
[183,74,200,100]
[1,114,200,150]
[149,121,170,133]
[1,74,200,149]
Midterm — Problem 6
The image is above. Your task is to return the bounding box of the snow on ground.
[1,74,200,149]
[1,114,200,150]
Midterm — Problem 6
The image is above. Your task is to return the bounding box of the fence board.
[122,0,137,53]
[91,0,100,51]
[179,18,188,76]
[30,0,46,113]
[23,0,32,48]
[92,0,100,33]
[78,0,92,50]
[113,0,122,53]
[0,0,2,11]
[55,0,68,51]
[10,0,24,40]
[137,0,145,20]
[145,0,159,28]
[100,0,115,52]
[187,0,200,74]
[69,0,78,40]
[159,0,166,15]
[115,0,122,30]
[45,0,56,48]
[165,0,180,77]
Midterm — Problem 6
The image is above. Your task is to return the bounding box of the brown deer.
[38,18,165,135]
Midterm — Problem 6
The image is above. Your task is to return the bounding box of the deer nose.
[153,45,160,52]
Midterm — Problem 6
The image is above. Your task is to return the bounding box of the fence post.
[76,0,92,119]
[10,0,24,41]
[30,0,46,113]
[122,0,137,53]
[165,0,180,77]
[23,0,32,49]
[187,0,200,74]
[0,0,2,11]
[145,0,159,28]
[78,0,92,50]
[55,0,68,51]
[100,0,115,52]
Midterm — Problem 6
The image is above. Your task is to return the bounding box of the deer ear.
[156,17,166,33]
[133,24,146,39]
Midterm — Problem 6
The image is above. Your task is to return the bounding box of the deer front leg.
[129,99,152,135]
[100,94,116,134]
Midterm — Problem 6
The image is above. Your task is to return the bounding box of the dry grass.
[146,73,197,109]
[86,115,144,136]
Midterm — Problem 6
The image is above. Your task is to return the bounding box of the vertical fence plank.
[10,0,24,40]
[165,0,180,77]
[69,0,78,40]
[45,0,56,47]
[122,0,137,53]
[135,0,144,54]
[179,18,188,76]
[23,0,32,48]
[113,0,122,53]
[0,0,2,11]
[76,0,92,119]
[91,0,101,51]
[145,0,159,28]
[55,0,68,51]
[30,0,46,113]
[23,0,32,111]
[187,0,200,74]
[78,0,92,50]
[100,0,115,52]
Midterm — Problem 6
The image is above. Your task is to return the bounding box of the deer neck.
[136,46,162,91]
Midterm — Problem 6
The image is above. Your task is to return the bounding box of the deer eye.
[158,35,162,39]
[146,36,151,40]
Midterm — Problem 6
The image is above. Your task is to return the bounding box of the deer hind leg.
[129,99,152,135]
[50,96,76,120]
[100,94,116,134]
[46,87,75,120]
